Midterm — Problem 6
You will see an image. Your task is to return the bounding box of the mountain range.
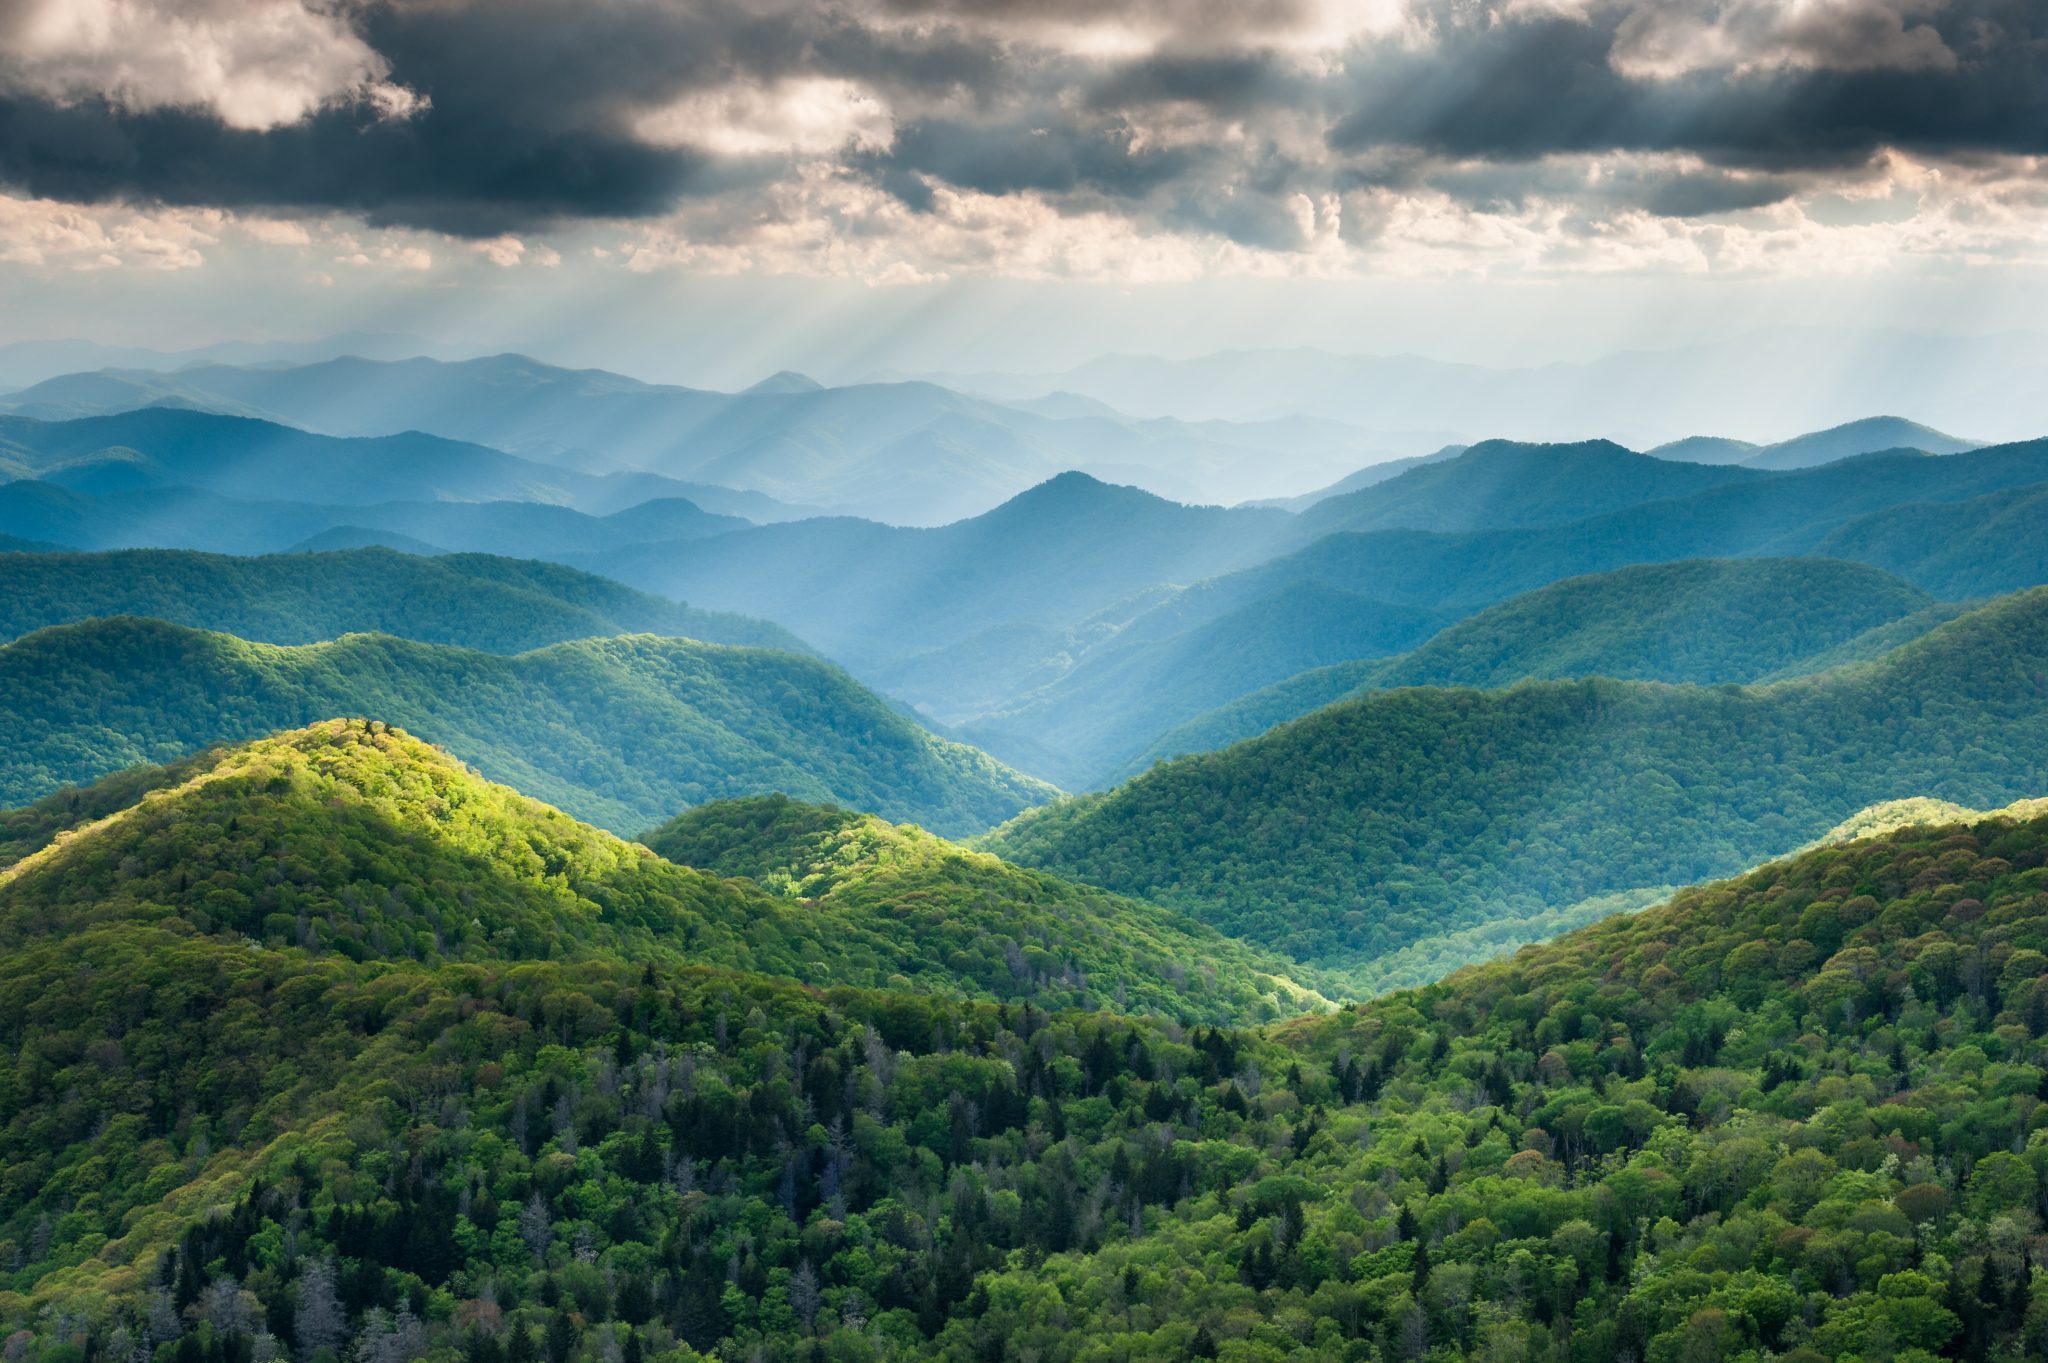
[985,586,2048,991]
[0,616,1049,836]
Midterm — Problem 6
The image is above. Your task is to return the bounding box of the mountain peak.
[742,369,824,395]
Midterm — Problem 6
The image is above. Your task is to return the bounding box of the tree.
[293,1260,346,1363]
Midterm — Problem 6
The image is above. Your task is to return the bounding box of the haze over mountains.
[2,331,2047,1363]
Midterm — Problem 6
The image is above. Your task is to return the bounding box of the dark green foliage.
[0,618,1050,836]
[5,776,2048,1363]
[987,587,2048,980]
[0,547,807,653]
[1814,481,2048,599]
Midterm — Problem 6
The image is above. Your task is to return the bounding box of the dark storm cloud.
[0,0,2043,237]
[1325,4,2048,171]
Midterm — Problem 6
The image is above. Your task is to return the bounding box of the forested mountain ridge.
[642,794,1328,1018]
[0,547,807,653]
[0,722,1298,1023]
[1130,559,1941,776]
[3,746,2045,1361]
[0,618,1048,837]
[985,586,2048,985]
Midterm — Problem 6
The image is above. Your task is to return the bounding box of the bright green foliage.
[0,547,808,653]
[5,771,2048,1363]
[986,587,2048,977]
[644,795,1329,1020]
[1133,558,1939,775]
[0,618,1051,836]
[0,722,1276,1021]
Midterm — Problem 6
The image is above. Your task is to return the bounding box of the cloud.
[0,0,2040,277]
[0,0,422,130]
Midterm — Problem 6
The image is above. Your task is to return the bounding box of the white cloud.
[1611,0,1958,80]
[0,0,424,130]
[635,77,895,158]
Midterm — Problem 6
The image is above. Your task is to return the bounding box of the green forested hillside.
[986,587,2048,981]
[4,756,2046,1362]
[0,619,1048,836]
[1814,482,2048,599]
[643,795,1326,1017]
[0,548,807,653]
[1130,558,1940,776]
[0,722,1292,1023]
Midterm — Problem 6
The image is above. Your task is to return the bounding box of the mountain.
[283,525,449,554]
[909,329,2048,444]
[1644,433,1758,463]
[0,479,746,559]
[1243,444,1466,510]
[0,722,1299,1022]
[959,581,1446,788]
[6,728,2046,1361]
[584,472,1295,668]
[1293,439,1764,538]
[0,546,808,653]
[1740,415,1980,469]
[0,408,687,512]
[0,617,1049,836]
[0,355,1412,522]
[1811,481,2048,598]
[985,586,2048,989]
[1133,558,1940,773]
[1123,438,2048,637]
[0,331,437,388]
[643,794,1327,1017]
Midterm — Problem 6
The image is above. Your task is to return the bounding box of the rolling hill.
[0,618,1049,836]
[1812,481,2048,599]
[1132,559,1940,772]
[3,728,2044,1361]
[643,793,1327,1016]
[0,721,1300,1023]
[985,586,2048,987]
[0,546,808,653]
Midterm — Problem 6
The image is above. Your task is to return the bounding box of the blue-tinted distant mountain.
[1739,415,1979,469]
[0,332,438,389]
[0,480,744,559]
[905,329,2048,446]
[1647,435,1758,464]
[1293,439,1764,539]
[0,354,1412,522]
[957,580,1446,788]
[1243,445,1465,510]
[0,407,728,513]
[741,370,824,395]
[287,525,449,555]
[582,471,1296,668]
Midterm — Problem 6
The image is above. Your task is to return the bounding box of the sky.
[2,0,2046,387]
